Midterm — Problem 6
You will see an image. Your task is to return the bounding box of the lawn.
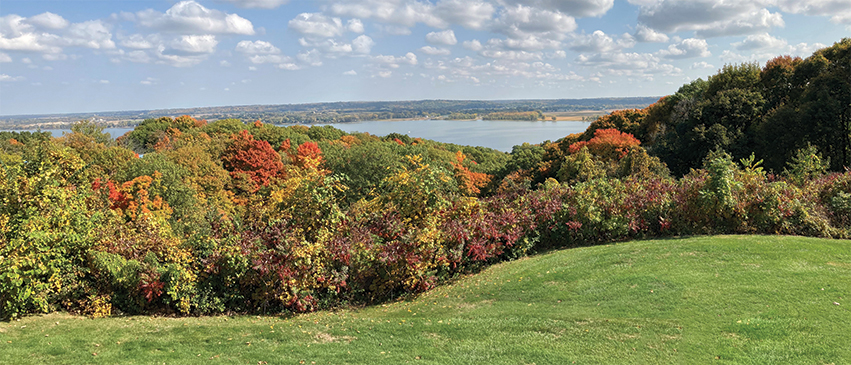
[1,235,849,364]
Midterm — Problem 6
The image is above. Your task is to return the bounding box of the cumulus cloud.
[347,19,365,33]
[433,0,495,29]
[343,69,357,75]
[220,0,290,9]
[492,4,577,45]
[570,30,634,53]
[372,52,418,68]
[773,0,851,26]
[426,29,457,45]
[463,39,484,51]
[633,24,668,43]
[0,74,25,82]
[288,13,344,38]
[166,34,217,55]
[135,1,255,35]
[635,0,783,38]
[119,34,159,49]
[0,14,114,56]
[235,40,281,54]
[326,0,444,28]
[576,51,681,77]
[62,20,115,49]
[421,46,451,55]
[691,61,714,69]
[352,34,375,54]
[497,0,614,18]
[0,52,10,62]
[27,12,69,30]
[297,49,324,66]
[732,33,787,50]
[656,38,710,59]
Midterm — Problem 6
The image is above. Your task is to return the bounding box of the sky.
[0,0,849,116]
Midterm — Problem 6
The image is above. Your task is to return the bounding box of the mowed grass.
[1,235,849,364]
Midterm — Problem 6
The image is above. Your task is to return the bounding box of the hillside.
[2,235,848,364]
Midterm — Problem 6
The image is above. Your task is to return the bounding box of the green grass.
[2,235,849,364]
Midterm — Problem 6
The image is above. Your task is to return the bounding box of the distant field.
[2,235,848,365]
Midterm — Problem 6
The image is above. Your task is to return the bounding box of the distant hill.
[0,97,660,129]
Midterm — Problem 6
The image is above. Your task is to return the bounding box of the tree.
[222,130,284,192]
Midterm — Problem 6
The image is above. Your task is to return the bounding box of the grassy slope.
[1,235,849,364]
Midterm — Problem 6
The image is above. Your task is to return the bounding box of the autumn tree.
[222,130,284,192]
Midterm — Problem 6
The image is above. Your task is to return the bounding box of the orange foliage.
[569,128,641,159]
[393,138,405,146]
[253,120,263,128]
[339,135,359,147]
[94,173,173,221]
[8,138,23,146]
[294,141,325,171]
[452,151,492,195]
[222,130,284,190]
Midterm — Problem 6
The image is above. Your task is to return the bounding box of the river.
[9,120,590,152]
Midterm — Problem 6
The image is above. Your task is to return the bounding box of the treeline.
[1,97,659,129]
[0,39,849,320]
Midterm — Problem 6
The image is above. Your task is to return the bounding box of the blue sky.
[0,0,849,115]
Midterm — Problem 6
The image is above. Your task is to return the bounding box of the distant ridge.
[1,97,660,129]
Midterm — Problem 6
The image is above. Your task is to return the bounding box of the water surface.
[9,120,590,152]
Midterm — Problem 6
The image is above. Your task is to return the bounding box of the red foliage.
[393,138,405,146]
[222,130,284,190]
[569,128,641,159]
[294,141,325,170]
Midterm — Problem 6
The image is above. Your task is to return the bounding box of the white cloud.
[249,54,290,64]
[220,0,290,9]
[343,69,358,75]
[570,30,633,53]
[421,46,451,55]
[773,0,851,26]
[691,61,714,69]
[135,1,255,35]
[463,39,484,51]
[0,74,25,82]
[633,24,668,43]
[497,0,614,18]
[576,51,681,77]
[0,15,62,53]
[0,52,10,62]
[371,52,418,68]
[27,12,69,30]
[433,0,495,30]
[99,79,110,84]
[733,33,787,50]
[297,49,323,66]
[347,19,365,33]
[426,29,457,45]
[352,34,375,54]
[235,40,280,54]
[636,1,784,38]
[220,60,231,66]
[120,34,158,49]
[62,20,115,49]
[167,34,217,55]
[656,38,710,59]
[288,13,344,38]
